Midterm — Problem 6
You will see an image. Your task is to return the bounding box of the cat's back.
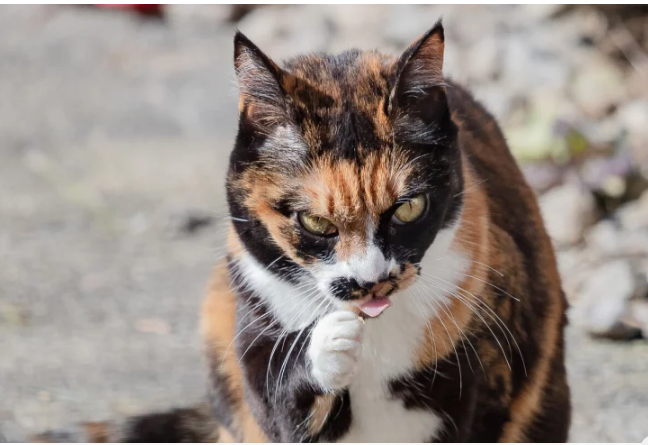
[447,80,570,442]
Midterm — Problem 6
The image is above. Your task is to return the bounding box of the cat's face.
[227,23,464,316]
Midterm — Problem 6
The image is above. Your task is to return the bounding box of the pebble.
[135,318,171,335]
[571,55,626,118]
[569,260,641,340]
[616,189,648,231]
[539,182,597,247]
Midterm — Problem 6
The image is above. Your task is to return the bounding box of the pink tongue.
[359,298,392,318]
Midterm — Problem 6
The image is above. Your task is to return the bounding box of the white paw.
[308,311,364,391]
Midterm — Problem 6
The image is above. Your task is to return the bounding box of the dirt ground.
[1,6,647,443]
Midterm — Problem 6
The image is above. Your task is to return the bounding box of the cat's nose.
[356,280,376,291]
[357,274,389,292]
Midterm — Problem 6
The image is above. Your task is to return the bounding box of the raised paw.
[308,310,364,391]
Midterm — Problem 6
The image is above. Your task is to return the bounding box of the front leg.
[238,310,364,442]
[308,311,364,391]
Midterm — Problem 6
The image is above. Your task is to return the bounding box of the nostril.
[356,280,376,291]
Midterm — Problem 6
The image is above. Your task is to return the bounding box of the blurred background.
[1,4,647,442]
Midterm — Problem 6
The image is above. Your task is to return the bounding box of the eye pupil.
[393,194,427,224]
[299,212,338,236]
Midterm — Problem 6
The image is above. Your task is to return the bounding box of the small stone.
[465,36,500,82]
[556,248,590,300]
[585,220,620,254]
[237,6,331,60]
[580,154,633,192]
[540,183,597,247]
[0,304,30,327]
[571,55,626,118]
[517,4,567,20]
[166,208,215,236]
[135,318,171,335]
[569,260,641,340]
[505,92,577,162]
[619,230,648,257]
[382,5,444,46]
[38,391,51,403]
[616,190,648,231]
[616,100,648,137]
[165,5,234,29]
[521,162,564,194]
[79,272,113,293]
[628,300,648,339]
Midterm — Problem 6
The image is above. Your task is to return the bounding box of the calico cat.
[34,22,571,443]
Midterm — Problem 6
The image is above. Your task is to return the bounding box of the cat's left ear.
[389,21,448,124]
[234,31,290,131]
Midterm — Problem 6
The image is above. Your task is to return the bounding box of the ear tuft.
[391,21,446,111]
[234,31,287,130]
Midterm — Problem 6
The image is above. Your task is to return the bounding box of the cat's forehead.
[281,51,395,156]
[301,151,412,220]
[283,50,392,99]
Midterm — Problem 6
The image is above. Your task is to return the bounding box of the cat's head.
[227,22,464,318]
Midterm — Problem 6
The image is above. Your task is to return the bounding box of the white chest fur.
[336,233,469,442]
[338,286,444,443]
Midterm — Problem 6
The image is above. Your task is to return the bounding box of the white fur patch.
[308,311,364,391]
[235,254,329,329]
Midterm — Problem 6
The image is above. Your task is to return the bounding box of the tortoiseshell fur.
[33,22,570,443]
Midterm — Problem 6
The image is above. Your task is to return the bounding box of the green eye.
[298,213,338,236]
[393,195,427,224]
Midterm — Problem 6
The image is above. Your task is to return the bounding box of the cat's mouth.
[357,296,392,318]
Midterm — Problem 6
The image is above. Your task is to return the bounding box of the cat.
[33,21,571,443]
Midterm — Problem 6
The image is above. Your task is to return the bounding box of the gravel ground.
[0,6,647,443]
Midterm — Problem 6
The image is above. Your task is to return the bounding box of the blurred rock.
[628,300,648,339]
[382,5,443,46]
[585,217,648,258]
[616,190,648,231]
[616,100,648,175]
[616,100,648,137]
[165,5,235,30]
[570,260,642,340]
[581,154,632,193]
[165,208,215,236]
[237,6,332,59]
[556,247,589,299]
[517,4,567,20]
[135,318,171,335]
[585,219,620,254]
[0,304,30,327]
[464,35,500,82]
[571,55,626,118]
[540,182,597,247]
[521,162,564,193]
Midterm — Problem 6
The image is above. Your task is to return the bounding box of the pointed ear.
[389,21,448,124]
[234,31,288,131]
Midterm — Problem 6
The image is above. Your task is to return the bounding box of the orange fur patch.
[201,256,268,443]
[308,394,337,436]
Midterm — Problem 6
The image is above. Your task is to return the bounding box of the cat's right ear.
[388,22,449,127]
[234,31,288,132]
